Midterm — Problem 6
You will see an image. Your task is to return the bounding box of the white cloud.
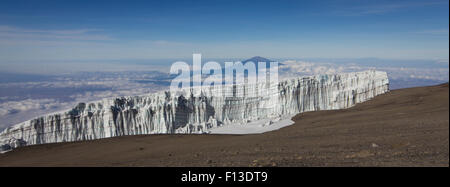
[338,1,448,16]
[279,60,449,81]
[0,25,112,41]
[0,98,60,116]
[415,29,449,35]
[151,40,188,46]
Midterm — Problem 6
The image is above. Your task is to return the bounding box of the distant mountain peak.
[242,56,284,66]
[243,56,272,63]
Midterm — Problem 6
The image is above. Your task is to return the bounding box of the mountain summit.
[242,56,273,63]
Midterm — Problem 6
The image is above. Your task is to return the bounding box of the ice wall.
[0,70,389,151]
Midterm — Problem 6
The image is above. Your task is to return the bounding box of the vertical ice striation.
[0,70,389,150]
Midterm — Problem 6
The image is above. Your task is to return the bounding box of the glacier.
[0,70,389,152]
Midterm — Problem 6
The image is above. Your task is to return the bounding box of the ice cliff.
[0,70,389,151]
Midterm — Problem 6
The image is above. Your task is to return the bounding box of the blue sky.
[0,0,448,62]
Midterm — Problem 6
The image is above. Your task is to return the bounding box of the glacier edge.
[0,70,389,151]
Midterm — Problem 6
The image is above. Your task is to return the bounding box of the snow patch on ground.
[209,115,295,134]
